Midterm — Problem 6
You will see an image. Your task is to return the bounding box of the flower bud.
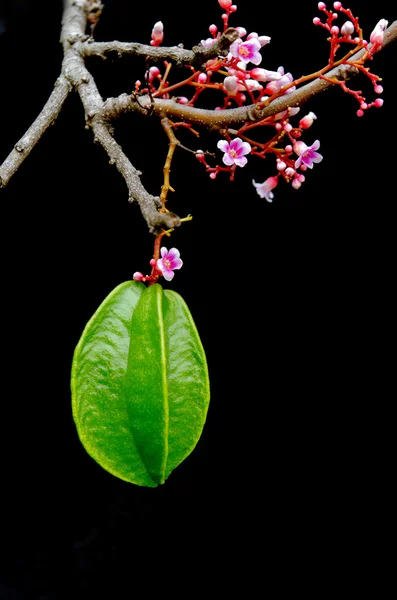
[223,76,239,95]
[370,19,388,46]
[299,111,317,129]
[250,68,281,82]
[150,21,164,47]
[341,21,355,36]
[218,0,232,9]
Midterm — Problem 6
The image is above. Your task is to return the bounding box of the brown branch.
[100,20,397,129]
[0,76,71,188]
[76,27,240,67]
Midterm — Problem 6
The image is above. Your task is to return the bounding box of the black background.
[0,1,395,597]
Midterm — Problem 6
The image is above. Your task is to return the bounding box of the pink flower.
[370,19,388,47]
[217,137,251,167]
[246,32,271,48]
[229,38,262,65]
[294,140,323,169]
[150,21,164,47]
[265,66,295,95]
[252,176,278,202]
[157,247,183,281]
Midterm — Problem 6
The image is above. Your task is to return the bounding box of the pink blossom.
[229,38,262,65]
[246,32,271,48]
[370,19,388,46]
[150,21,164,47]
[294,140,323,169]
[265,66,295,95]
[157,247,183,282]
[217,137,251,167]
[252,176,278,202]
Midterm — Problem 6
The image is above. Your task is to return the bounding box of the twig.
[0,76,71,188]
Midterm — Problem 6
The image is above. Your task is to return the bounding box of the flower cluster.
[133,1,387,282]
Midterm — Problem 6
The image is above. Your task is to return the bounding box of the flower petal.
[234,156,248,167]
[217,140,230,153]
[162,269,175,281]
[167,248,180,261]
[222,153,235,166]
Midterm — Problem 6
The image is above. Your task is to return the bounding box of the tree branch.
[99,20,397,130]
[76,27,240,67]
[0,76,71,188]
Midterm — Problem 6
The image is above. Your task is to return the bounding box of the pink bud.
[318,2,326,9]
[331,25,339,35]
[285,167,295,177]
[218,0,232,9]
[374,98,384,107]
[250,68,281,82]
[291,179,302,190]
[150,21,164,47]
[198,73,207,84]
[370,19,388,46]
[333,2,342,9]
[374,84,383,94]
[133,272,144,281]
[224,76,238,95]
[276,160,287,171]
[299,111,317,129]
[313,17,321,25]
[209,24,217,35]
[341,21,355,36]
[356,109,364,117]
[236,27,247,37]
[147,66,160,83]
